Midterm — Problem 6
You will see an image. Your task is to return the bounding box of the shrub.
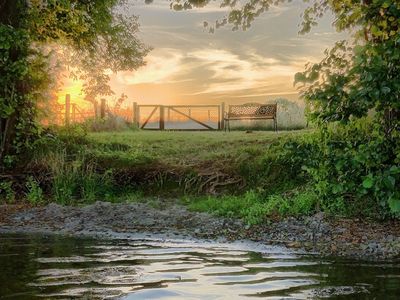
[46,150,118,205]
[304,119,400,218]
[25,176,44,205]
[82,117,132,132]
[250,132,320,195]
[0,181,15,204]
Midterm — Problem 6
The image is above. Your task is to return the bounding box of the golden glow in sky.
[57,77,91,108]
[58,0,345,107]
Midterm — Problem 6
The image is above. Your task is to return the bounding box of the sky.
[59,0,346,107]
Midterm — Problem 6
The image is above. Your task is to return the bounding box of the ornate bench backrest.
[228,103,277,118]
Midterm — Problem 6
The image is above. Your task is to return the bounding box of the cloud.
[183,48,303,95]
[114,46,305,98]
[116,48,184,85]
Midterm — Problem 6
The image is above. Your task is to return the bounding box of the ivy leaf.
[381,86,391,94]
[362,176,374,189]
[383,175,395,189]
[388,197,400,214]
[389,166,400,174]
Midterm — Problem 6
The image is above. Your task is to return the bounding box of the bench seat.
[224,103,277,131]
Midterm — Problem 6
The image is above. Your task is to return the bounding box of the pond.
[0,233,399,299]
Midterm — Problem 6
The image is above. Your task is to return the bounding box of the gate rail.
[134,103,225,131]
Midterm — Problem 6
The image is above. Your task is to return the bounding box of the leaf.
[388,197,400,214]
[332,184,343,194]
[383,175,395,189]
[362,177,374,189]
[389,166,400,174]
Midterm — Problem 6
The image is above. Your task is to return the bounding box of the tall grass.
[185,188,318,225]
[44,150,116,205]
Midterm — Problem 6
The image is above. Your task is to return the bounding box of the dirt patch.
[1,202,400,260]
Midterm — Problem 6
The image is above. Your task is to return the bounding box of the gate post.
[65,94,71,126]
[220,102,225,130]
[133,102,139,127]
[159,105,165,130]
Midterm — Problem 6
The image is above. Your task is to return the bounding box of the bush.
[25,176,44,205]
[82,117,133,132]
[241,121,400,219]
[249,132,320,195]
[304,119,400,218]
[0,181,15,204]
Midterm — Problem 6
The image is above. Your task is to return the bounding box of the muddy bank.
[1,201,400,260]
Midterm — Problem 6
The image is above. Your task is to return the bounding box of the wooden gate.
[134,103,225,131]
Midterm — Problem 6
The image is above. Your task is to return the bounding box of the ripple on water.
[0,234,399,299]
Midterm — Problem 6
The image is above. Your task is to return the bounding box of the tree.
[0,0,150,167]
[292,0,400,215]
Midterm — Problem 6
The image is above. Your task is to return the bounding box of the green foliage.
[291,1,400,218]
[248,132,319,196]
[186,188,318,225]
[0,180,15,204]
[25,176,43,205]
[0,22,39,167]
[244,190,318,225]
[47,149,117,205]
[82,117,132,132]
[303,120,400,218]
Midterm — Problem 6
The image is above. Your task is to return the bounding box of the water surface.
[0,233,399,299]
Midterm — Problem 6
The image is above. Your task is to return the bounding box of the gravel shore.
[1,201,400,260]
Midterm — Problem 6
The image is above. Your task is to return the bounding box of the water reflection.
[0,233,399,299]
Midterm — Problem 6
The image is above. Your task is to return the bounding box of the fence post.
[71,103,76,123]
[159,105,165,130]
[100,98,106,119]
[217,106,221,130]
[220,102,225,130]
[133,102,139,127]
[65,94,71,126]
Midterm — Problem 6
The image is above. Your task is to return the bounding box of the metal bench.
[224,103,277,131]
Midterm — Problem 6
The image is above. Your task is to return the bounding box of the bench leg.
[274,118,278,132]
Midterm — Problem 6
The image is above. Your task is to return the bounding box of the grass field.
[87,130,310,166]
[85,129,316,223]
[2,128,318,224]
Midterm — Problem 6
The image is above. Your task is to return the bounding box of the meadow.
[2,116,398,223]
[1,127,320,224]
